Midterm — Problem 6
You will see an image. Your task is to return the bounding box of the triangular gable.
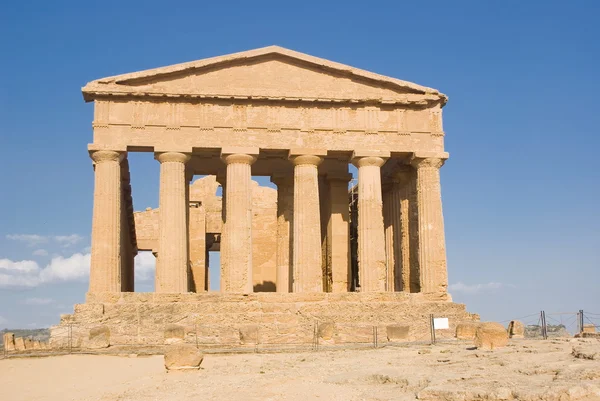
[82,46,446,106]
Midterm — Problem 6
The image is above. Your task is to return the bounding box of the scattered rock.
[572,345,599,360]
[164,344,204,371]
[2,333,15,351]
[507,320,525,338]
[474,322,508,350]
[418,349,431,355]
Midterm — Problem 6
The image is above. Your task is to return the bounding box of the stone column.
[289,151,326,292]
[326,172,351,292]
[410,156,448,294]
[351,151,389,292]
[390,167,413,292]
[89,150,124,293]
[271,172,294,293]
[382,185,395,291]
[155,151,191,293]
[221,148,258,293]
[215,173,228,291]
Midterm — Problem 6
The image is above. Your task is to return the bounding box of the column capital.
[289,154,323,166]
[410,157,445,169]
[221,153,257,165]
[351,156,387,168]
[155,151,191,164]
[90,150,125,164]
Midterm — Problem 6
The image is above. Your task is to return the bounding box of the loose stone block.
[32,340,42,350]
[164,324,185,344]
[14,337,25,351]
[508,320,525,338]
[583,324,596,334]
[456,323,480,340]
[24,338,34,350]
[88,326,110,348]
[164,344,204,371]
[386,324,410,341]
[3,332,15,351]
[474,322,509,350]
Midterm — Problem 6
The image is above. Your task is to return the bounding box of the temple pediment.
[83,46,446,106]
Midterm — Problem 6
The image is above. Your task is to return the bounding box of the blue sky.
[0,0,598,329]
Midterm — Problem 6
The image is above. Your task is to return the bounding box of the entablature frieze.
[91,99,444,139]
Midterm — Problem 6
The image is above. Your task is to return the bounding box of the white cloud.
[0,253,90,289]
[448,282,511,294]
[22,297,54,305]
[33,249,49,257]
[7,234,84,248]
[0,259,39,273]
[6,234,48,246]
[135,252,156,282]
[53,234,84,247]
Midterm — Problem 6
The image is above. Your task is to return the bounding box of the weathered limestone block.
[386,325,410,341]
[89,326,110,348]
[164,344,204,371]
[239,325,260,345]
[14,337,25,351]
[24,338,34,350]
[317,322,335,340]
[32,340,42,350]
[3,332,15,351]
[164,324,185,344]
[583,324,596,334]
[456,322,480,340]
[474,322,508,350]
[508,320,525,338]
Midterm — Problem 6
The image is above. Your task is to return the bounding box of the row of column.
[88,148,448,294]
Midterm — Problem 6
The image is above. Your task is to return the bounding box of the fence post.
[430,314,436,344]
[540,311,548,340]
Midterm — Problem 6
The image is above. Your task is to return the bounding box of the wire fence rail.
[1,310,598,359]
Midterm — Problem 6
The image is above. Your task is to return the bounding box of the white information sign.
[433,318,449,330]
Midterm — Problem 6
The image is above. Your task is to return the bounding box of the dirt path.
[1,339,599,401]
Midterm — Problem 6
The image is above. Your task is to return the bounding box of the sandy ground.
[1,339,599,401]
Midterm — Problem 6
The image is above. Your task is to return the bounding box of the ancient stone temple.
[51,46,477,348]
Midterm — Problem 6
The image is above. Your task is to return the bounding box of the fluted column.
[215,173,228,291]
[289,153,324,292]
[155,151,191,293]
[271,173,294,293]
[391,168,413,292]
[382,186,395,291]
[326,172,351,292]
[351,153,388,292]
[89,150,124,293]
[221,151,257,293]
[410,157,448,294]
